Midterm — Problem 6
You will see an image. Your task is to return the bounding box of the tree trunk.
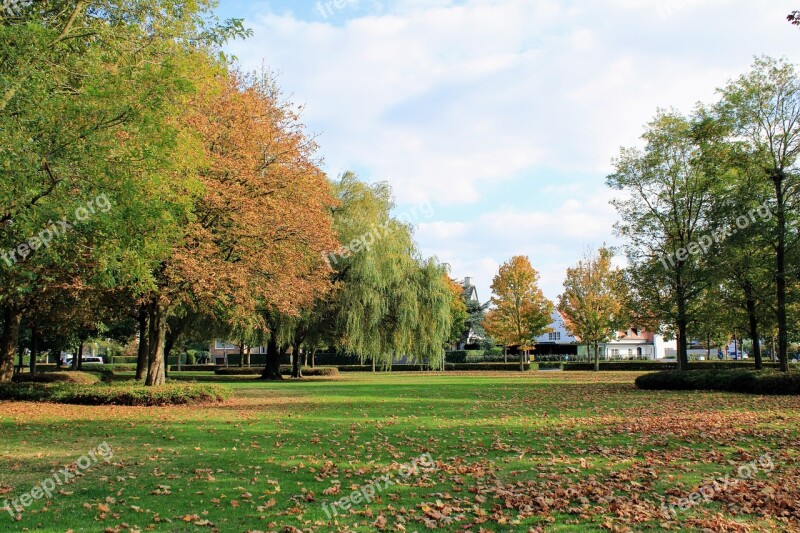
[145,300,167,386]
[73,338,85,371]
[503,345,507,364]
[519,349,525,371]
[310,347,317,368]
[246,346,251,368]
[29,325,39,374]
[676,305,689,371]
[239,339,245,368]
[135,304,149,380]
[774,175,789,372]
[594,342,600,372]
[292,341,302,378]
[745,295,762,370]
[51,341,62,368]
[0,307,22,383]
[260,336,283,380]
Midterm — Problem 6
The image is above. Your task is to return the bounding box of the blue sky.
[216,0,799,302]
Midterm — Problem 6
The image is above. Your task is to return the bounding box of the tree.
[0,0,244,382]
[485,256,553,371]
[717,57,800,372]
[557,247,629,371]
[788,11,800,26]
[301,173,453,372]
[145,67,338,385]
[482,308,516,361]
[608,111,718,371]
[445,276,469,350]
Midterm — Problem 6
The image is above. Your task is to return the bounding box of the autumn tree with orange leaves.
[137,67,337,385]
[557,247,629,372]
[484,256,553,371]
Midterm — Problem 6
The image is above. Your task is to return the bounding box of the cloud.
[224,0,798,295]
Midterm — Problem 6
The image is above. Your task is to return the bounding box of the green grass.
[1,371,798,531]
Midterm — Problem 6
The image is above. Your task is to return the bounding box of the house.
[459,277,485,348]
[577,328,677,360]
[209,341,271,365]
[534,310,579,356]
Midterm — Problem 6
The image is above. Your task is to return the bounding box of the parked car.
[61,355,104,365]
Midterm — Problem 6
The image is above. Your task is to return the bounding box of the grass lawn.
[1,371,799,532]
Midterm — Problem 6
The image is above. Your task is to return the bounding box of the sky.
[216,0,799,303]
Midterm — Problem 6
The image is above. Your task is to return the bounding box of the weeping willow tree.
[324,173,453,370]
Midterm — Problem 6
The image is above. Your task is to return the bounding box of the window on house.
[611,349,620,356]
[548,332,561,341]
[215,340,236,350]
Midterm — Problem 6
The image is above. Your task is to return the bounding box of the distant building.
[459,277,484,348]
[576,328,677,360]
[534,310,579,356]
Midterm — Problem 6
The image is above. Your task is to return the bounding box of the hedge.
[337,362,535,372]
[635,369,800,395]
[563,361,783,371]
[169,365,222,372]
[215,366,339,377]
[0,382,230,405]
[445,350,485,364]
[12,371,101,385]
[538,362,563,370]
[110,356,139,365]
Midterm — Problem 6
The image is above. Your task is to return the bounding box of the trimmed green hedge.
[635,369,800,395]
[82,363,137,374]
[450,362,535,371]
[446,350,485,363]
[215,366,339,377]
[563,361,782,371]
[0,382,230,405]
[12,371,101,385]
[169,365,221,372]
[110,356,139,365]
[538,362,563,370]
[336,362,535,372]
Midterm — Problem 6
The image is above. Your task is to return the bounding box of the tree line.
[483,58,799,374]
[0,1,466,385]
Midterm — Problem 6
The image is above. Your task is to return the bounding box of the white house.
[534,310,579,345]
[577,328,677,360]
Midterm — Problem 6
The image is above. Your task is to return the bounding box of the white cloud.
[224,0,799,294]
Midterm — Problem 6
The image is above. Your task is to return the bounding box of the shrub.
[0,382,230,405]
[635,369,800,395]
[214,366,339,377]
[110,356,139,365]
[169,365,220,372]
[446,350,485,363]
[565,361,783,371]
[313,352,362,366]
[449,362,535,371]
[297,367,339,377]
[338,364,442,372]
[337,363,535,372]
[538,362,563,370]
[82,363,137,374]
[12,371,101,385]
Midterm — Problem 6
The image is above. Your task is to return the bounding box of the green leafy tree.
[0,0,220,382]
[717,57,800,371]
[608,112,718,370]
